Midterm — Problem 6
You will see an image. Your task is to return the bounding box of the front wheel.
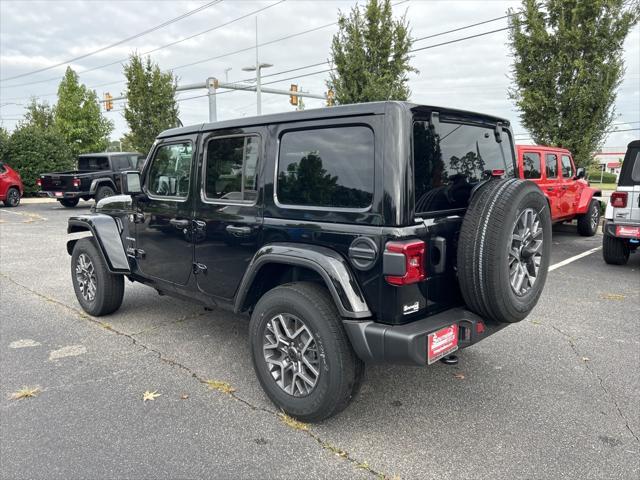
[4,187,21,207]
[59,198,79,208]
[249,282,364,422]
[71,238,124,316]
[577,199,600,236]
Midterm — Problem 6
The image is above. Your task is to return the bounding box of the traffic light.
[104,93,113,111]
[326,89,335,107]
[289,84,298,106]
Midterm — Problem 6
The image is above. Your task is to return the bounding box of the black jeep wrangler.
[67,102,551,421]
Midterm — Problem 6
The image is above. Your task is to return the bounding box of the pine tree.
[122,54,179,155]
[329,0,416,104]
[509,0,638,167]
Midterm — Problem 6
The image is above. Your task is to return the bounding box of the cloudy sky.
[1,0,638,151]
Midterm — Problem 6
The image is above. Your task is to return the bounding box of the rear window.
[276,126,374,209]
[413,119,513,213]
[522,152,541,179]
[78,156,109,171]
[618,148,640,186]
[545,154,558,178]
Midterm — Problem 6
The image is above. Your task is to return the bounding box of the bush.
[5,125,74,195]
[587,168,617,184]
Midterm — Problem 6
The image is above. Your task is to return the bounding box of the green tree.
[123,54,179,154]
[55,67,113,155]
[509,0,639,167]
[22,99,56,131]
[328,0,415,104]
[6,125,73,195]
[0,127,10,162]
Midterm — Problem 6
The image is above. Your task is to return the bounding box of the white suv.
[603,140,640,265]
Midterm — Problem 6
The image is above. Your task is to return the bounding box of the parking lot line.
[549,246,602,272]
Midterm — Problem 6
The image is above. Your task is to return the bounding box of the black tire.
[457,179,552,324]
[577,199,600,236]
[249,282,364,422]
[4,187,21,207]
[71,238,124,316]
[59,198,79,208]
[602,234,629,265]
[96,185,115,201]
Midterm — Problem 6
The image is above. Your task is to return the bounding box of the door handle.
[546,187,554,191]
[561,185,568,190]
[193,219,207,231]
[226,225,251,235]
[169,218,190,228]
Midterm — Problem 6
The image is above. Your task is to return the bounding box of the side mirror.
[121,171,142,195]
[575,168,585,180]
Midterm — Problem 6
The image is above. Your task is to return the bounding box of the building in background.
[594,147,626,180]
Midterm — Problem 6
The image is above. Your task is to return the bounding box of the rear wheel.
[249,282,364,422]
[59,198,79,208]
[96,185,115,202]
[577,199,600,236]
[71,238,124,316]
[602,234,629,265]
[457,179,552,324]
[4,187,20,207]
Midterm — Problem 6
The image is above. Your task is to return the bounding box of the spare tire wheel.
[457,178,551,324]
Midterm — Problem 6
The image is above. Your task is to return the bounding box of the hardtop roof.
[157,101,511,139]
[78,152,143,157]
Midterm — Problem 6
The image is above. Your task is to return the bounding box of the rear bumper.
[39,191,91,199]
[343,308,507,365]
[603,220,640,239]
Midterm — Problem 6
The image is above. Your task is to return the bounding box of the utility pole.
[207,77,218,122]
[242,17,272,115]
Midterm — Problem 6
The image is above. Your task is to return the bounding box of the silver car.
[603,140,640,264]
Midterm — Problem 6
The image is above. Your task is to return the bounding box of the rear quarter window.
[276,126,374,210]
[618,149,640,186]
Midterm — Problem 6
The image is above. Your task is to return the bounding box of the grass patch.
[205,380,236,394]
[590,182,617,191]
[278,412,309,431]
[10,386,41,400]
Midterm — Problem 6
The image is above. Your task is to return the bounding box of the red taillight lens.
[610,192,628,208]
[36,178,42,187]
[72,178,81,188]
[385,240,426,285]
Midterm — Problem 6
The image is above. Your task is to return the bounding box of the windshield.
[413,118,514,214]
[78,156,110,171]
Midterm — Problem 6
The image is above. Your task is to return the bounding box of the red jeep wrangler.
[516,145,602,236]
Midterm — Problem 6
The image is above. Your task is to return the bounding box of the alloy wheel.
[7,189,20,206]
[263,313,320,397]
[508,208,544,296]
[75,253,97,302]
[590,204,599,231]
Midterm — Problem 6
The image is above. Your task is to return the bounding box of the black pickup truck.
[38,152,144,207]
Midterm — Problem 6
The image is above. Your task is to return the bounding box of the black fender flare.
[234,243,372,319]
[67,214,130,273]
[89,178,117,195]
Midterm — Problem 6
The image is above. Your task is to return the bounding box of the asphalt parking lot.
[1,200,638,480]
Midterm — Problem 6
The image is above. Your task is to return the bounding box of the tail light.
[36,178,42,187]
[611,192,628,208]
[384,240,426,285]
[72,178,81,188]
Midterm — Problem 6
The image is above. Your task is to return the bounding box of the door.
[0,163,8,198]
[541,152,562,219]
[135,137,196,285]
[559,154,579,215]
[193,129,264,300]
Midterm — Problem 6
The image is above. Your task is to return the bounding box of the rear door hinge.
[193,262,208,275]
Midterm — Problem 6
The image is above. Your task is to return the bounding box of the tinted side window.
[204,135,259,202]
[631,152,640,182]
[561,155,573,178]
[277,126,374,209]
[522,152,541,179]
[545,154,558,178]
[146,142,192,198]
[111,156,132,171]
[0,164,6,174]
[78,156,109,171]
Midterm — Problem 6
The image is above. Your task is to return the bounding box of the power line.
[0,1,222,83]
[0,0,286,90]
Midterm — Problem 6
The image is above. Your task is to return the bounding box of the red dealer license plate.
[54,192,63,197]
[427,324,459,364]
[616,225,640,239]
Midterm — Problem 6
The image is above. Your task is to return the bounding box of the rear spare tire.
[457,179,552,324]
[59,198,79,208]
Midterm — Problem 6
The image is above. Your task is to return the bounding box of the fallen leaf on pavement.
[180,394,189,400]
[10,386,41,400]
[453,373,465,380]
[143,390,161,402]
[582,357,590,362]
[205,380,235,394]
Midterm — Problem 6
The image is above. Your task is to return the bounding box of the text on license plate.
[427,324,459,365]
[54,192,63,197]
[616,225,640,238]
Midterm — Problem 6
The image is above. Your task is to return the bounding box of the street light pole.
[241,18,272,115]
